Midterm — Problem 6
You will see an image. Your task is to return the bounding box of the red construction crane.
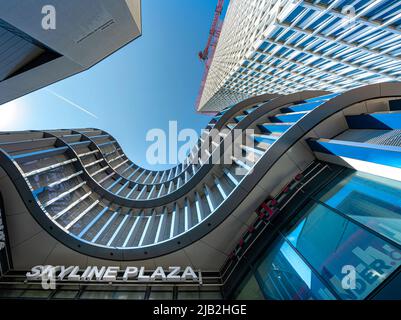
[196,0,227,113]
[198,0,225,61]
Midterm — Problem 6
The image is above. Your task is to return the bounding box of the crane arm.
[198,0,225,61]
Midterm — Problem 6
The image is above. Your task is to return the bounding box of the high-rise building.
[1,82,401,300]
[0,0,142,105]
[197,0,401,113]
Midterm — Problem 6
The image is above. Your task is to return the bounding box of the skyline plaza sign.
[26,265,202,284]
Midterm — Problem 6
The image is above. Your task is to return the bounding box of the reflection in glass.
[177,291,200,300]
[20,290,52,298]
[318,171,401,245]
[256,237,335,300]
[236,274,265,300]
[113,291,145,300]
[199,291,222,299]
[149,291,173,300]
[52,290,77,299]
[80,291,114,299]
[286,202,401,299]
[234,168,401,300]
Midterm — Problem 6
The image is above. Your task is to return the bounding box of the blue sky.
[0,1,224,169]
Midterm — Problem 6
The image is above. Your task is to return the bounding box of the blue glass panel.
[303,93,339,103]
[255,237,336,300]
[286,202,401,300]
[346,113,401,130]
[318,171,401,246]
[270,112,306,123]
[307,139,401,169]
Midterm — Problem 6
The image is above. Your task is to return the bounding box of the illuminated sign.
[26,265,202,283]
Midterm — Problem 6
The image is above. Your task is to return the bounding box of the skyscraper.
[198,0,401,112]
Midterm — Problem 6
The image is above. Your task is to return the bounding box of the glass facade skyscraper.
[198,0,401,112]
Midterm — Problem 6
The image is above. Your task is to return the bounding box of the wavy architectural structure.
[1,82,401,261]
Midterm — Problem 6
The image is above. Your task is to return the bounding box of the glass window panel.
[235,274,265,300]
[20,289,52,298]
[80,291,114,299]
[199,286,221,291]
[56,285,81,290]
[0,283,31,289]
[318,171,401,245]
[150,286,174,291]
[113,286,147,291]
[177,291,200,300]
[199,292,222,300]
[0,289,24,298]
[286,202,401,300]
[81,285,117,291]
[52,290,77,299]
[113,291,145,300]
[179,286,200,291]
[256,237,335,300]
[148,291,173,300]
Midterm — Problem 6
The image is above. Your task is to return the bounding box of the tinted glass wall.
[235,170,401,300]
[0,274,223,300]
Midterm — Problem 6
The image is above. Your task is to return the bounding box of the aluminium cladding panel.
[0,56,83,105]
[0,0,142,105]
[0,0,142,67]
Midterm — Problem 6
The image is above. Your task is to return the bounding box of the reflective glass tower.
[198,0,401,112]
